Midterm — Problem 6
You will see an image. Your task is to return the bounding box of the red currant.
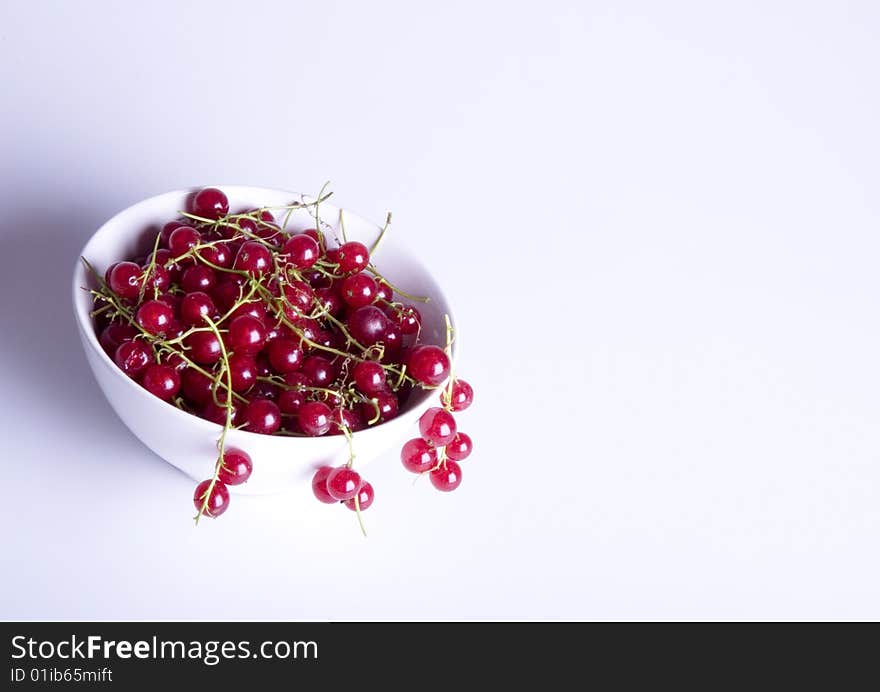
[193,479,230,517]
[326,467,362,501]
[443,379,474,412]
[419,407,457,445]
[337,241,369,274]
[168,226,201,257]
[344,482,374,511]
[298,401,332,436]
[430,461,462,492]
[136,299,174,335]
[244,399,281,434]
[282,233,320,269]
[233,241,272,276]
[227,314,267,354]
[266,338,303,374]
[108,261,143,301]
[114,340,152,379]
[218,449,252,485]
[340,272,377,308]
[445,432,472,461]
[408,345,450,386]
[311,466,337,504]
[185,331,222,365]
[191,187,230,220]
[141,363,181,400]
[400,438,437,473]
[352,360,386,395]
[180,291,216,326]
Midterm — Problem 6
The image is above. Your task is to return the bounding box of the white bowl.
[71,186,453,495]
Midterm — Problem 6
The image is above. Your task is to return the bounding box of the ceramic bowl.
[72,186,453,494]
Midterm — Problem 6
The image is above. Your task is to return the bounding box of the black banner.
[0,621,868,686]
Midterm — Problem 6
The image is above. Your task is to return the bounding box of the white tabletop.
[1,0,879,620]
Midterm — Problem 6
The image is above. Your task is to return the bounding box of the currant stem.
[194,316,235,525]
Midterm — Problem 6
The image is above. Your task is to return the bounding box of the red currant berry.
[244,398,281,434]
[168,226,201,257]
[197,241,232,268]
[443,379,474,412]
[227,352,257,392]
[277,387,305,414]
[352,360,386,395]
[160,221,188,247]
[218,449,253,485]
[298,401,332,436]
[346,305,389,346]
[211,278,243,312]
[445,432,472,461]
[340,272,378,308]
[266,338,303,374]
[311,466,336,504]
[314,286,344,317]
[141,363,181,400]
[186,331,223,365]
[430,461,462,492]
[361,390,399,425]
[181,368,213,405]
[108,261,143,301]
[180,265,217,293]
[233,241,272,276]
[396,305,421,335]
[202,399,239,426]
[99,321,136,355]
[344,482,374,511]
[141,262,171,293]
[114,340,152,379]
[136,299,174,335]
[227,314,267,354]
[283,280,314,315]
[400,438,437,473]
[191,187,229,220]
[180,291,216,326]
[300,355,337,387]
[282,233,320,269]
[375,280,393,303]
[337,241,369,274]
[326,467,362,501]
[408,345,450,386]
[419,406,457,445]
[193,479,230,517]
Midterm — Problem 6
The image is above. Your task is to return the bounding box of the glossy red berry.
[311,466,337,503]
[266,338,303,374]
[337,241,369,274]
[193,479,230,517]
[108,261,143,301]
[141,363,181,400]
[114,340,152,379]
[181,368,213,405]
[344,482,374,511]
[340,272,377,308]
[361,390,398,425]
[192,187,230,220]
[227,314,267,354]
[400,438,437,473]
[180,291,216,326]
[326,467,362,501]
[396,305,421,335]
[180,265,216,293]
[298,401,332,436]
[300,355,337,388]
[99,322,136,355]
[419,407,457,445]
[136,299,174,335]
[375,280,393,303]
[168,226,201,257]
[233,241,272,276]
[244,398,281,434]
[346,305,389,346]
[227,353,257,392]
[445,432,472,461]
[430,461,462,492]
[282,233,320,269]
[352,360,386,395]
[408,345,451,386]
[160,221,189,247]
[185,331,222,365]
[443,379,474,412]
[218,449,252,486]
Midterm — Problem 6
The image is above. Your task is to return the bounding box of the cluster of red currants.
[402,378,474,491]
[88,186,472,527]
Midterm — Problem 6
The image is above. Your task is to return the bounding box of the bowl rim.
[71,184,455,446]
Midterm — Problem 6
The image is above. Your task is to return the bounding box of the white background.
[1,0,879,620]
